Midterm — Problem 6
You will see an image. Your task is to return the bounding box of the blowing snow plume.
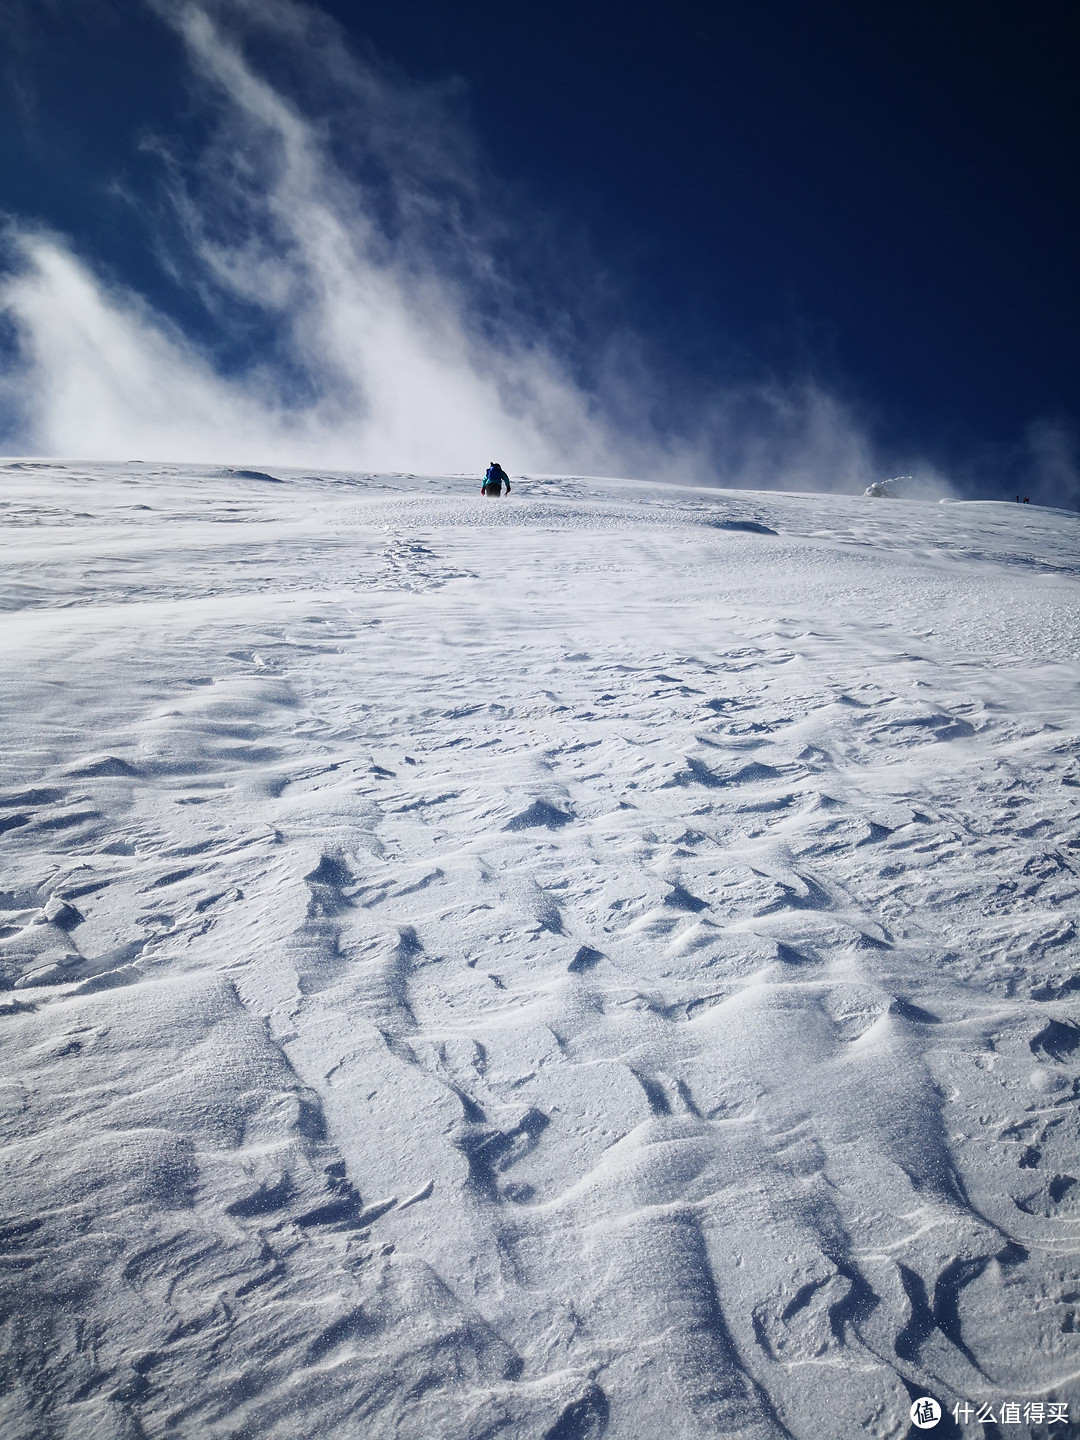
[0,0,895,488]
[2,0,614,473]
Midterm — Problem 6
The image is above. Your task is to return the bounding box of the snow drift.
[1,463,1079,1437]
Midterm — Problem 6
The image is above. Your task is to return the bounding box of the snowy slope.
[2,462,1079,1439]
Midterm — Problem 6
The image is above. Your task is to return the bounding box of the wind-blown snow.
[0,0,912,496]
[2,464,1079,1437]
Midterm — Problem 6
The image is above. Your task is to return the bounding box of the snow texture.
[1,462,1079,1438]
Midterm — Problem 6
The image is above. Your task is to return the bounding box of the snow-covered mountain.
[2,463,1078,1439]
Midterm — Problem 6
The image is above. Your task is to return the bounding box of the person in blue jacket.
[482,462,511,497]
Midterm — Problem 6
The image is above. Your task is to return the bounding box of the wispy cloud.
[1023,419,1079,511]
[0,0,908,490]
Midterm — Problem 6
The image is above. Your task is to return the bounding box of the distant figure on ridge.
[482,461,511,497]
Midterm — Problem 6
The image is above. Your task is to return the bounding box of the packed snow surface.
[2,463,1079,1439]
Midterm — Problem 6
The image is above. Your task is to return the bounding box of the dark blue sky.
[346,0,1079,457]
[1,0,1077,495]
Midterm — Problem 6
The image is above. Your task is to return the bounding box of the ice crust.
[1,463,1079,1438]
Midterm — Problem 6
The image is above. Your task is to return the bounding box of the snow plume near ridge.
[2,0,896,488]
[2,0,607,473]
[1024,418,1080,511]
